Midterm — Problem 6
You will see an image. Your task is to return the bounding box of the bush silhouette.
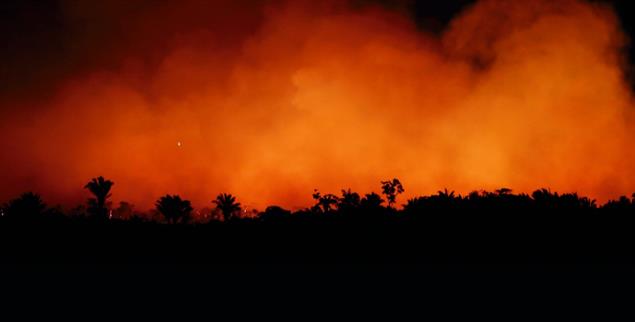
[114,201,135,220]
[5,192,46,219]
[260,206,291,221]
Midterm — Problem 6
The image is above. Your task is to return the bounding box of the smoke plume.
[1,0,634,209]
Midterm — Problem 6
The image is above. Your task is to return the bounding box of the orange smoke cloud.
[1,0,634,210]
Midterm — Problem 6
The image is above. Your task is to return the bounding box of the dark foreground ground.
[1,207,631,272]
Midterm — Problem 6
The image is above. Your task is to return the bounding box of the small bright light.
[177,141,182,147]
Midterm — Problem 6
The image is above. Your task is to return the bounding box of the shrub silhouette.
[84,176,114,220]
[260,206,291,221]
[5,192,46,219]
[114,201,135,220]
[156,195,193,224]
[213,193,242,222]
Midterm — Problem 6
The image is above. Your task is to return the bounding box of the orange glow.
[1,0,634,209]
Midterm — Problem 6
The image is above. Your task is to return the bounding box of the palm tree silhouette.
[84,176,114,219]
[155,194,193,224]
[213,193,242,222]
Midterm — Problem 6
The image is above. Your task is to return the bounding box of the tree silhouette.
[360,192,384,209]
[84,176,114,220]
[311,190,321,213]
[495,188,512,196]
[311,189,339,213]
[213,193,242,222]
[155,195,193,224]
[381,178,404,208]
[5,192,46,218]
[339,188,361,211]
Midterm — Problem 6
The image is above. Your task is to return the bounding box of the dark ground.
[1,206,631,272]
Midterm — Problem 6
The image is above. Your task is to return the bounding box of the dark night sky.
[1,0,635,103]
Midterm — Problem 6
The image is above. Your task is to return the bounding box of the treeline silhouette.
[0,176,632,271]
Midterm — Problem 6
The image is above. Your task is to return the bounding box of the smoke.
[1,0,633,209]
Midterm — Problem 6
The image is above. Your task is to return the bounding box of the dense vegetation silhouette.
[0,176,632,272]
